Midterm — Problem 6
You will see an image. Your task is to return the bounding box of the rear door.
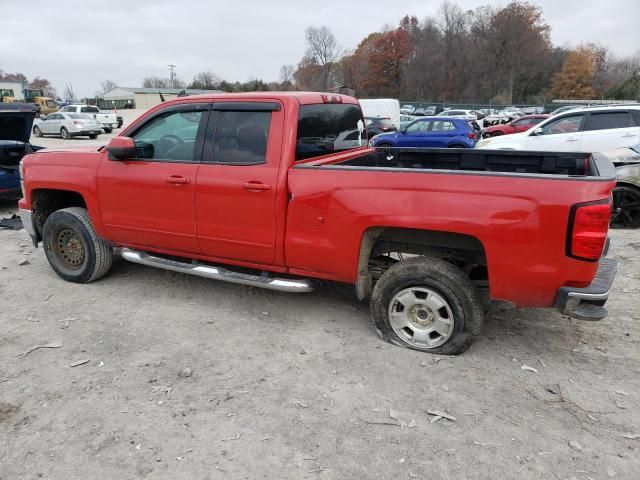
[526,113,585,151]
[97,103,209,253]
[195,101,283,264]
[427,119,459,147]
[581,110,640,152]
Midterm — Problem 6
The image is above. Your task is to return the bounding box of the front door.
[97,104,209,253]
[526,113,585,152]
[397,119,431,147]
[195,102,282,264]
[41,113,61,134]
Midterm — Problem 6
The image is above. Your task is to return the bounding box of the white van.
[359,99,401,129]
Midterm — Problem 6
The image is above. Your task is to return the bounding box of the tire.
[42,207,113,283]
[60,127,70,140]
[376,143,393,148]
[104,127,113,133]
[448,144,466,148]
[611,184,640,229]
[33,126,43,137]
[89,134,98,139]
[370,257,484,355]
[491,131,504,137]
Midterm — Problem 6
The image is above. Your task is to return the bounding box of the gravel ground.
[0,199,639,480]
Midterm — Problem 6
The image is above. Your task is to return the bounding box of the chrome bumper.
[18,208,38,247]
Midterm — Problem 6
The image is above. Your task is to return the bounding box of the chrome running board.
[120,248,314,293]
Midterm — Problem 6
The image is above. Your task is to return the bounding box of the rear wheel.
[370,257,484,355]
[89,134,98,139]
[43,207,113,283]
[104,127,113,133]
[376,143,393,148]
[448,144,466,148]
[60,127,70,140]
[33,126,43,137]
[611,185,640,228]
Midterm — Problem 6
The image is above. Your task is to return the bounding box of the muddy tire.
[370,257,484,355]
[42,207,113,283]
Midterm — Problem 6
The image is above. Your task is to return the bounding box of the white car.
[59,104,118,132]
[33,113,103,139]
[437,109,477,121]
[477,105,640,152]
[400,104,415,114]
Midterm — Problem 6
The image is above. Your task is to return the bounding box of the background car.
[399,114,417,129]
[605,143,640,228]
[550,105,587,116]
[370,116,478,149]
[477,105,640,152]
[482,114,549,138]
[400,104,415,114]
[413,107,426,116]
[33,112,103,139]
[437,109,477,121]
[365,117,397,136]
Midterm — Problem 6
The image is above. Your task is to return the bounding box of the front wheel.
[33,126,43,137]
[42,207,113,283]
[370,257,484,355]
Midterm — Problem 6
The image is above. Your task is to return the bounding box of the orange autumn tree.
[550,45,606,99]
[366,27,413,98]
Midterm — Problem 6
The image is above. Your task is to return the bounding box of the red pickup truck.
[17,92,618,355]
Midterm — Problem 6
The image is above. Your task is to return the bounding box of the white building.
[100,87,222,109]
[0,81,25,100]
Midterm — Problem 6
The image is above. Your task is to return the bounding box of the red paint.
[19,93,614,309]
[484,114,550,136]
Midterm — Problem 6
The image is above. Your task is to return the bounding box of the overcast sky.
[2,0,638,98]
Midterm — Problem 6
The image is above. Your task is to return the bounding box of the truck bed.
[306,147,615,179]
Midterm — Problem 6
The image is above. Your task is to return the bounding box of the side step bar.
[120,248,315,293]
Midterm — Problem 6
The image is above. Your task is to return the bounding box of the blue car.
[0,103,40,201]
[370,116,478,149]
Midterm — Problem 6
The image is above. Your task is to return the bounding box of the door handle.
[566,137,578,142]
[166,175,191,185]
[243,181,272,191]
[622,133,636,138]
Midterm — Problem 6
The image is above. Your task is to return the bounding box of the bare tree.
[100,79,118,94]
[305,26,340,90]
[188,71,220,89]
[63,82,75,101]
[142,76,170,88]
[279,64,295,89]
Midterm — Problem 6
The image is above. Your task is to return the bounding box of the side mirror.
[533,127,543,136]
[107,137,136,160]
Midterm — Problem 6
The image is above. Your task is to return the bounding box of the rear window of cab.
[296,104,365,161]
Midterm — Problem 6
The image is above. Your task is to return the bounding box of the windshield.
[631,144,640,154]
[296,103,365,161]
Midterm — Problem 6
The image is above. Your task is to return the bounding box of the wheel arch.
[31,188,88,241]
[355,226,489,301]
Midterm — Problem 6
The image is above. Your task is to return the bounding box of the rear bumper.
[18,208,38,247]
[555,249,618,321]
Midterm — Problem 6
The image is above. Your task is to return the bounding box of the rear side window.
[81,106,100,113]
[213,111,271,165]
[584,112,636,131]
[431,121,455,131]
[296,104,364,160]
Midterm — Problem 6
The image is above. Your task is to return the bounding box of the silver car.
[33,112,103,140]
[608,143,640,228]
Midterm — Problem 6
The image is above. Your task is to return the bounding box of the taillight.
[468,132,477,139]
[567,199,612,261]
[73,120,82,125]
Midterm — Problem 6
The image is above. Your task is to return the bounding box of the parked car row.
[30,103,124,140]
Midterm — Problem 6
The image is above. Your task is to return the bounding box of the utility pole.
[167,64,176,89]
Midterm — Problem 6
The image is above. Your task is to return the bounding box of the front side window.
[132,110,204,161]
[212,111,271,165]
[539,114,584,135]
[584,112,636,131]
[296,104,364,160]
[406,120,430,133]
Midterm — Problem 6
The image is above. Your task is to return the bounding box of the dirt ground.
[0,198,639,480]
